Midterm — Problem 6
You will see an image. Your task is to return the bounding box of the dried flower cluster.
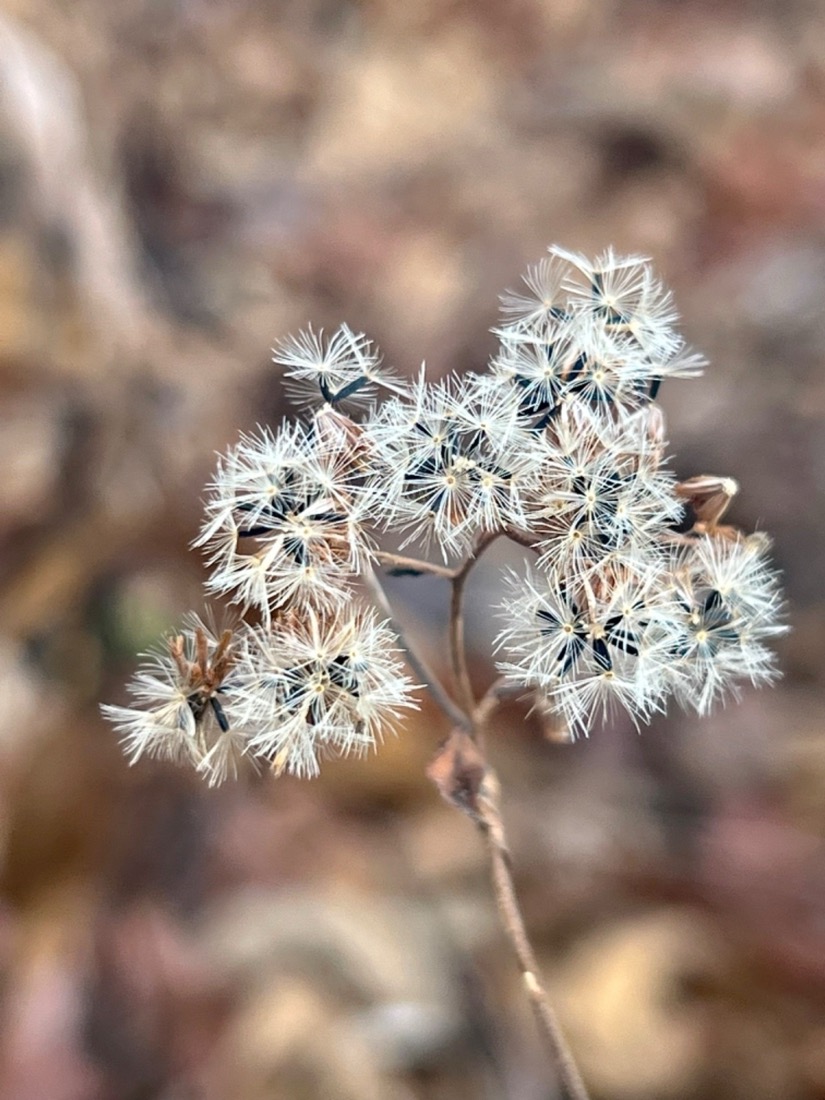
[103,246,786,781]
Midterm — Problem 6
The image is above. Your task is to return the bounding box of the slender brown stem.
[472,677,524,729]
[503,526,542,553]
[447,525,539,720]
[448,532,499,720]
[376,530,590,1097]
[439,535,590,1099]
[362,567,471,731]
[476,770,590,1100]
[659,530,700,547]
[374,550,454,580]
[449,571,476,718]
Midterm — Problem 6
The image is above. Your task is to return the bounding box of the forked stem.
[448,532,499,721]
[362,566,471,731]
[368,535,590,1099]
[374,550,454,579]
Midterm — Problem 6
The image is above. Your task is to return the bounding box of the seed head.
[665,533,786,714]
[526,405,682,576]
[496,565,682,737]
[105,243,788,784]
[100,614,249,786]
[232,605,418,778]
[197,420,372,620]
[366,370,545,558]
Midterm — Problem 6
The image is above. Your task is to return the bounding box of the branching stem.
[448,532,499,721]
[472,676,523,729]
[362,566,471,731]
[374,550,454,580]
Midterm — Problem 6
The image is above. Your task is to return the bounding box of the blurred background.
[1,1,824,1097]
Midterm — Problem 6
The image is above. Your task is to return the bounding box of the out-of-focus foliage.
[0,1,823,1097]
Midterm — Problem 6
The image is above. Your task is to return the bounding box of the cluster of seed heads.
[103,245,786,783]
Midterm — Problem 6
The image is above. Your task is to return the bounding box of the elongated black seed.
[210,696,230,732]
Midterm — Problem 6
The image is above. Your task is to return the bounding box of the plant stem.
[448,532,499,721]
[503,526,542,553]
[444,537,590,1099]
[449,570,476,718]
[374,550,454,579]
[472,677,523,730]
[362,566,471,731]
[375,531,590,1097]
[476,769,590,1100]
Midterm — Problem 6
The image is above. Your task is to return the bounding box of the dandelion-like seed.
[666,533,786,714]
[367,370,545,557]
[272,323,402,411]
[234,606,418,778]
[558,247,706,396]
[491,330,570,423]
[197,420,372,619]
[494,247,705,420]
[498,254,570,330]
[496,565,681,737]
[526,405,681,575]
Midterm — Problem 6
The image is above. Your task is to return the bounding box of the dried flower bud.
[101,615,249,786]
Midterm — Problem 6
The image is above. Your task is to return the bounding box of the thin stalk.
[504,526,542,553]
[472,677,523,730]
[362,566,471,731]
[374,550,454,580]
[449,570,476,718]
[476,771,590,1100]
[448,532,499,721]
[373,528,590,1097]
[444,535,590,1100]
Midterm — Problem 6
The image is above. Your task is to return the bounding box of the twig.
[429,727,591,1099]
[374,530,590,1097]
[476,769,590,1100]
[374,550,454,579]
[449,570,476,717]
[434,532,591,1099]
[362,566,471,731]
[503,526,542,553]
[473,676,524,730]
[448,533,499,720]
